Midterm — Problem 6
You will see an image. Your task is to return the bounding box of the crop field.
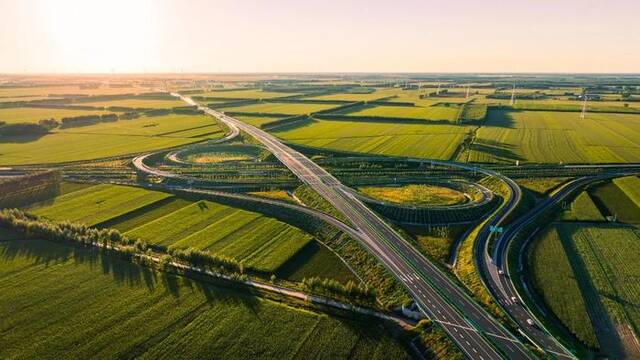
[532,223,640,354]
[559,191,604,221]
[220,102,338,115]
[0,107,107,124]
[57,114,219,137]
[588,181,640,223]
[0,131,203,165]
[199,89,300,99]
[30,184,171,226]
[358,184,466,206]
[0,85,152,97]
[613,176,640,208]
[273,118,471,159]
[0,239,410,359]
[234,115,287,127]
[126,200,313,272]
[531,225,599,348]
[275,241,358,283]
[23,184,353,277]
[78,98,185,109]
[466,110,640,164]
[0,113,221,165]
[307,89,400,102]
[335,104,459,121]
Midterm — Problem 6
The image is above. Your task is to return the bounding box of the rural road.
[167,93,534,360]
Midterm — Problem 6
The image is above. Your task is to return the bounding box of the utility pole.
[580,94,588,119]
[436,83,441,96]
[465,84,471,99]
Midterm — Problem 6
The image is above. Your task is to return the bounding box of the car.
[526,319,535,326]
[511,296,518,303]
[498,269,504,275]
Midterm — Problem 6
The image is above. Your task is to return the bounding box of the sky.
[0,0,639,73]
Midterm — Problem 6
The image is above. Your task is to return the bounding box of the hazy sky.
[1,0,639,73]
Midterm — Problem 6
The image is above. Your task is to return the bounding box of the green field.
[358,184,466,206]
[126,200,313,272]
[78,98,185,109]
[559,192,604,221]
[0,107,107,124]
[466,110,640,164]
[57,113,220,137]
[613,176,640,208]
[0,131,202,165]
[200,89,299,99]
[27,184,344,276]
[337,104,459,121]
[532,223,640,355]
[30,184,172,226]
[307,89,400,102]
[273,118,471,159]
[0,238,410,359]
[0,85,151,97]
[234,115,287,127]
[588,181,640,223]
[220,102,338,115]
[275,241,358,283]
[0,114,221,165]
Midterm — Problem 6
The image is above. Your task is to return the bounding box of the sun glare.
[38,0,156,72]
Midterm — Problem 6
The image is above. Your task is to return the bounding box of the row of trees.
[0,209,244,276]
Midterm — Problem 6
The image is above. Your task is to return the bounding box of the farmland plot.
[78,98,184,109]
[219,102,338,115]
[0,239,410,359]
[30,184,171,226]
[0,107,107,124]
[467,110,640,164]
[559,192,604,222]
[532,223,640,356]
[613,176,640,208]
[273,119,471,159]
[199,89,300,99]
[0,114,220,165]
[337,104,459,121]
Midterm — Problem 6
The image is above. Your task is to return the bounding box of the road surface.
[172,93,533,360]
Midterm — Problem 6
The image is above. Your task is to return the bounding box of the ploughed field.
[27,184,354,277]
[0,238,409,359]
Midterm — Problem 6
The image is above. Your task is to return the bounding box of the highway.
[479,171,639,359]
[172,93,534,359]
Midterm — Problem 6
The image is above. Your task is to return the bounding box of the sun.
[38,0,156,72]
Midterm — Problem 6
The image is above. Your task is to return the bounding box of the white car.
[526,319,535,326]
[511,296,518,303]
[498,269,505,275]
